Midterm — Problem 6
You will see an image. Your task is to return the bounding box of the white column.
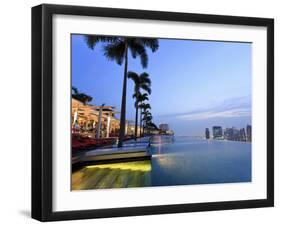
[96,105,104,139]
[125,121,128,135]
[73,109,78,125]
[92,121,96,137]
[106,116,111,138]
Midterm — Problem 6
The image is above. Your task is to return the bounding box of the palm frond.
[139,102,151,109]
[138,93,149,102]
[142,110,152,116]
[128,41,148,68]
[103,42,125,65]
[143,103,151,109]
[72,86,78,95]
[140,84,151,94]
[132,90,141,99]
[84,35,118,49]
[140,72,151,85]
[132,93,137,99]
[127,71,140,83]
[138,38,159,52]
[73,92,93,105]
[139,48,148,68]
[140,93,149,99]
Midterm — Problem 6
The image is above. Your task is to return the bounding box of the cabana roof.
[72,98,120,122]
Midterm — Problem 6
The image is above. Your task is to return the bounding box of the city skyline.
[72,35,252,136]
[206,124,251,142]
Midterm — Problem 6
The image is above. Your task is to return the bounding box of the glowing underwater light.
[86,160,151,172]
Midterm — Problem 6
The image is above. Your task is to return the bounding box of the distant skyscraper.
[239,128,247,141]
[224,128,234,140]
[232,127,240,141]
[212,126,223,139]
[205,128,210,139]
[246,125,252,142]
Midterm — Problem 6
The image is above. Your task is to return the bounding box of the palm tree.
[72,86,78,95]
[138,94,149,137]
[71,86,93,128]
[146,121,158,134]
[142,110,153,135]
[139,102,151,137]
[84,36,159,147]
[128,72,151,140]
[138,93,149,103]
[72,86,93,105]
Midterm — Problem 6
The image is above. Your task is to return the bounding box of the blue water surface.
[149,136,251,186]
[72,135,251,190]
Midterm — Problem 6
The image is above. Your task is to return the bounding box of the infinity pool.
[72,136,251,190]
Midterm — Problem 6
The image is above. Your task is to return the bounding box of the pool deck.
[72,137,152,168]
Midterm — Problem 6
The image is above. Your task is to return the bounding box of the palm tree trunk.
[139,107,142,137]
[118,43,128,147]
[134,103,138,140]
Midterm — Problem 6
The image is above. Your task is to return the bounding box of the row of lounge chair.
[72,135,117,151]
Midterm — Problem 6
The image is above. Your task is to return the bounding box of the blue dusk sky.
[72,35,252,136]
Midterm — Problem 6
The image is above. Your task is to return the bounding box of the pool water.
[72,135,251,190]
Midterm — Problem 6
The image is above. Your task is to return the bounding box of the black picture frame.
[32,3,274,222]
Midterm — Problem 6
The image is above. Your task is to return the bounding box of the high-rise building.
[232,127,240,141]
[239,128,247,141]
[212,126,223,139]
[205,128,210,139]
[224,128,233,140]
[246,124,252,142]
[224,127,240,141]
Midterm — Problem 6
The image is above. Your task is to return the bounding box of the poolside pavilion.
[72,98,121,138]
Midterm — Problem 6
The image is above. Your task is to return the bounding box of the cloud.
[156,95,251,121]
[177,108,250,121]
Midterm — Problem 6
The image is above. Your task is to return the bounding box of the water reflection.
[72,161,151,190]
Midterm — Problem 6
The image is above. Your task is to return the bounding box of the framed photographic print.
[32,4,274,221]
